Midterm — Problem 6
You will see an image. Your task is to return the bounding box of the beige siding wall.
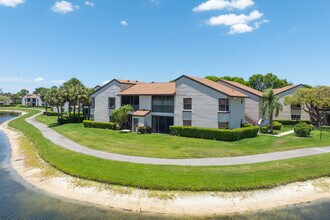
[139,96,152,110]
[217,81,261,122]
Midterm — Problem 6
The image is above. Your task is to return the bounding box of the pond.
[0,112,329,219]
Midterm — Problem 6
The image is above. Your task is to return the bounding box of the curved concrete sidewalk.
[26,113,330,166]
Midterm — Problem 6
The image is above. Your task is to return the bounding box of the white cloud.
[229,23,253,34]
[0,77,25,82]
[120,20,128,26]
[100,80,110,86]
[84,1,94,7]
[34,77,45,82]
[205,10,266,34]
[193,0,254,12]
[51,1,78,14]
[51,79,67,84]
[0,0,24,7]
[206,10,262,26]
[254,19,269,29]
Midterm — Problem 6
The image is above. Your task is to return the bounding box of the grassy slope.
[36,115,330,159]
[2,107,330,191]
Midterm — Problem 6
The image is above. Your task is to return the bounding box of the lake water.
[0,111,329,219]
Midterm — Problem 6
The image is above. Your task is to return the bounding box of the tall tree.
[35,87,49,110]
[285,86,330,127]
[63,78,84,117]
[249,73,292,91]
[205,75,249,86]
[44,87,66,120]
[261,88,284,133]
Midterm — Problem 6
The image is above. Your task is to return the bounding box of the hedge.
[83,120,116,130]
[43,111,59,116]
[170,126,259,141]
[58,116,85,125]
[274,120,311,125]
[260,122,283,134]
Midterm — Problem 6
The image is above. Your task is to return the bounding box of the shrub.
[260,126,269,134]
[170,126,259,141]
[137,126,152,134]
[272,121,282,130]
[43,111,59,116]
[83,120,116,130]
[274,120,311,126]
[294,122,314,137]
[58,116,85,125]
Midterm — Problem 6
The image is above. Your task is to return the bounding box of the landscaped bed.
[36,114,329,159]
[4,107,330,192]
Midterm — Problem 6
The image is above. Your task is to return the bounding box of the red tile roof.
[26,94,38,98]
[180,76,248,98]
[132,110,151,117]
[218,79,264,97]
[119,82,176,96]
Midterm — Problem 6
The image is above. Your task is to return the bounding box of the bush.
[44,111,59,116]
[274,120,311,126]
[170,126,259,141]
[294,122,314,137]
[58,116,85,125]
[260,126,269,134]
[137,126,152,134]
[272,121,282,130]
[83,120,116,130]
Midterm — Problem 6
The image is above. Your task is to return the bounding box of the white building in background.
[21,94,44,107]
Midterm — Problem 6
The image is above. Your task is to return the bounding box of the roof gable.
[218,79,263,97]
[176,75,248,98]
[273,84,307,95]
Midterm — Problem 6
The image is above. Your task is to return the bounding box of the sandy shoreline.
[1,114,330,216]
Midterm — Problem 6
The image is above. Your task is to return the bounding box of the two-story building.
[21,94,44,107]
[91,75,248,133]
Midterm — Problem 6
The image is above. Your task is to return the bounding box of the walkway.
[25,113,330,166]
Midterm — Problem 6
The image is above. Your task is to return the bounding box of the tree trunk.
[78,102,81,123]
[270,114,274,133]
[56,106,60,121]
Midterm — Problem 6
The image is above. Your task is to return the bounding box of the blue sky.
[0,0,329,93]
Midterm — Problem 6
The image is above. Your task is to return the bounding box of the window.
[152,96,174,113]
[121,96,139,110]
[183,120,192,126]
[108,97,116,109]
[291,115,301,121]
[218,122,229,129]
[219,99,229,112]
[291,104,301,110]
[91,97,95,108]
[183,98,192,110]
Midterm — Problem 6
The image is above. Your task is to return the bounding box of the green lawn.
[3,107,330,192]
[36,114,330,159]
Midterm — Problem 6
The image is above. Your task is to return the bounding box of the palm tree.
[63,78,83,117]
[45,86,66,120]
[261,88,283,133]
[111,104,134,129]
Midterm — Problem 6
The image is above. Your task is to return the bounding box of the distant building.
[21,94,44,107]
